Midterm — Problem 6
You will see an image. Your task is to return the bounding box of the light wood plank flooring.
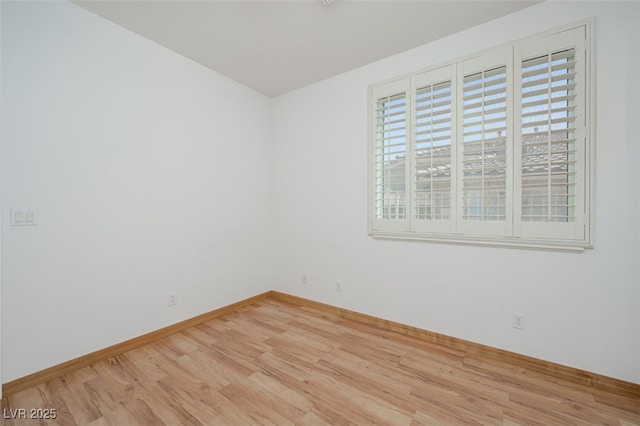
[2,299,639,425]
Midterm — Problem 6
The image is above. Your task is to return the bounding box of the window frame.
[367,19,595,252]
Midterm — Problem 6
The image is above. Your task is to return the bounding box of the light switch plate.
[11,209,38,226]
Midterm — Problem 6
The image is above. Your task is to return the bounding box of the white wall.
[635,0,640,389]
[272,1,640,384]
[1,1,273,382]
[0,0,3,398]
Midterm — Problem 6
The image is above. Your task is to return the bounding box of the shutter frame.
[368,20,593,250]
[369,78,410,234]
[515,26,587,242]
[457,47,513,238]
[411,65,456,234]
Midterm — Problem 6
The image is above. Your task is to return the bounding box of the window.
[368,22,593,251]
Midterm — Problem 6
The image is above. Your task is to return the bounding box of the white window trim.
[368,19,595,253]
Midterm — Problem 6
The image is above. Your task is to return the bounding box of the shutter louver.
[374,92,407,220]
[415,81,452,220]
[462,66,508,221]
[521,49,577,223]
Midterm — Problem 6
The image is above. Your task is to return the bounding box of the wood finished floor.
[2,299,639,425]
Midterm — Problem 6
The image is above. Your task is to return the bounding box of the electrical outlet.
[302,275,308,285]
[168,292,177,306]
[336,280,342,292]
[512,312,525,330]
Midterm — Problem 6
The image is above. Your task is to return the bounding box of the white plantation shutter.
[412,66,455,233]
[458,49,512,237]
[369,21,591,250]
[515,27,587,241]
[370,79,410,232]
[521,51,577,221]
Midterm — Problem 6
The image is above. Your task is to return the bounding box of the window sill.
[370,231,591,253]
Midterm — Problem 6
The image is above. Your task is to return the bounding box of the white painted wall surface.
[635,0,640,389]
[0,0,4,398]
[272,1,640,384]
[1,1,273,382]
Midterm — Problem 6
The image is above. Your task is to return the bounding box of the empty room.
[1,0,639,424]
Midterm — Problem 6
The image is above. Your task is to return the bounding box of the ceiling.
[73,0,541,97]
